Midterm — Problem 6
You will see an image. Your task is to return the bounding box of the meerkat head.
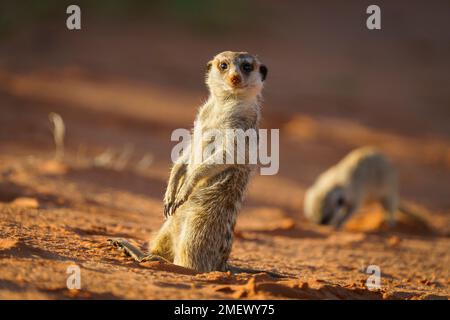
[304,185,347,227]
[205,51,268,100]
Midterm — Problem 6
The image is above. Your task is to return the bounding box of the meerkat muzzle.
[229,74,242,86]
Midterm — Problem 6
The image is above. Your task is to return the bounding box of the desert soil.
[0,2,449,299]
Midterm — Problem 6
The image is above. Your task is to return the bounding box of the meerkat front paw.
[169,184,191,216]
[164,193,181,218]
[169,198,186,216]
[164,202,180,218]
[163,188,176,218]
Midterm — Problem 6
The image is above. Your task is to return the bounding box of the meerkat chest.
[198,101,258,130]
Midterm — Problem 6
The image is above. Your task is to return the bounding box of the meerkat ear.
[259,65,268,81]
[206,60,213,73]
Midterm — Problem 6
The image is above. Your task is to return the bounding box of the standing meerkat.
[109,51,269,273]
[303,147,398,228]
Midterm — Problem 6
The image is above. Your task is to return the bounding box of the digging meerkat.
[109,51,282,276]
[303,147,400,228]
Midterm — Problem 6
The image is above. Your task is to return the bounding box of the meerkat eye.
[336,197,345,207]
[219,62,228,70]
[242,62,253,73]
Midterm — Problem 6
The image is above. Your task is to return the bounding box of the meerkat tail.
[108,238,169,263]
[227,265,286,279]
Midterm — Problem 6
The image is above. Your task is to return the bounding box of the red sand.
[0,2,449,299]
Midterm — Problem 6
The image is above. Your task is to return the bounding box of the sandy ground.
[0,2,449,299]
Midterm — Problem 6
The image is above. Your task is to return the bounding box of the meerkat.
[109,51,271,274]
[303,147,399,229]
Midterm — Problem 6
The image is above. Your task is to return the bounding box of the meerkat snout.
[304,186,346,225]
[230,74,242,86]
[206,51,268,98]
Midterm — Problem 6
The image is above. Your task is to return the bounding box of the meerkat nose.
[230,74,241,85]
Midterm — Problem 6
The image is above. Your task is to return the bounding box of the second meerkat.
[110,51,268,272]
[304,147,398,228]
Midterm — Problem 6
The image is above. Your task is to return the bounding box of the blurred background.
[0,0,449,300]
[1,0,449,209]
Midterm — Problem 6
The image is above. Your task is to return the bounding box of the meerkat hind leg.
[108,238,169,263]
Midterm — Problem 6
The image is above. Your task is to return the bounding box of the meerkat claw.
[164,202,176,218]
[173,198,186,214]
[168,202,178,216]
[163,204,170,218]
[169,202,176,216]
